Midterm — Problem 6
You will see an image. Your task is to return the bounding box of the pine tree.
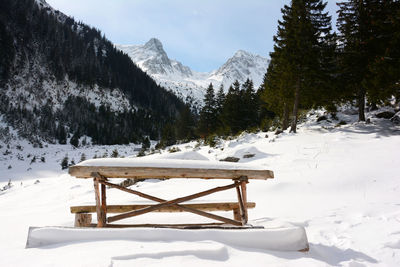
[263,0,334,132]
[176,104,196,141]
[142,137,151,150]
[242,79,258,129]
[160,124,176,147]
[61,155,69,170]
[70,132,79,147]
[220,81,243,135]
[337,0,400,120]
[198,83,217,136]
[215,85,225,132]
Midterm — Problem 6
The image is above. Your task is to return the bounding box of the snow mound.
[77,158,271,171]
[155,151,210,161]
[26,225,309,251]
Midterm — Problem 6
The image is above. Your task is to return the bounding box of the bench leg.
[75,213,92,227]
[94,177,106,227]
[233,208,241,221]
[235,178,249,225]
[240,181,248,223]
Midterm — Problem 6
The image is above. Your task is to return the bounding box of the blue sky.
[46,0,338,72]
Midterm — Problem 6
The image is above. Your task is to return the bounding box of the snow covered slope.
[116,39,269,105]
[1,107,400,266]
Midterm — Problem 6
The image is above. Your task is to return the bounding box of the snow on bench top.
[77,158,270,171]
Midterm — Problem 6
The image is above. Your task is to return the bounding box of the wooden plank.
[71,202,256,214]
[100,223,225,228]
[93,178,105,227]
[107,182,238,223]
[74,213,92,227]
[235,185,246,225]
[99,179,164,203]
[233,208,240,221]
[94,223,264,229]
[69,166,274,180]
[240,180,248,223]
[100,183,107,226]
[165,204,242,226]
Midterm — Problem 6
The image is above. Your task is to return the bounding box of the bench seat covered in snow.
[68,158,274,228]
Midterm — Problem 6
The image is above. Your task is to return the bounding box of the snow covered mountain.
[1,0,185,145]
[116,39,269,106]
[117,39,193,78]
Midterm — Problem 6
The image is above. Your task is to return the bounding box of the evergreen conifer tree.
[263,0,334,132]
[198,83,217,136]
[337,0,400,117]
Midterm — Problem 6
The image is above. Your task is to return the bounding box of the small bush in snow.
[61,155,69,170]
[1,179,13,191]
[41,156,45,163]
[168,147,181,153]
[137,149,146,157]
[80,153,86,162]
[111,149,119,158]
[336,121,347,127]
[205,134,218,147]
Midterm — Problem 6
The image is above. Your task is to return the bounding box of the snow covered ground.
[1,108,400,266]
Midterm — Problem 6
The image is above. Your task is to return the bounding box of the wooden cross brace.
[91,172,249,227]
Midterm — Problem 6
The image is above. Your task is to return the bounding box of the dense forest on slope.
[0,0,185,145]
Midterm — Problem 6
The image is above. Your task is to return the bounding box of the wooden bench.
[68,159,274,228]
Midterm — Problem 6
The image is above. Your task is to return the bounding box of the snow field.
[0,109,400,266]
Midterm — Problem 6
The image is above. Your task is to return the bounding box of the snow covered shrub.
[137,149,146,157]
[80,153,86,162]
[111,149,119,158]
[168,147,181,153]
[61,155,69,170]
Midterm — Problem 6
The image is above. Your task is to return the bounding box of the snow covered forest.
[0,0,400,266]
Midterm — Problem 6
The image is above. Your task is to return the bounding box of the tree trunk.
[290,81,300,133]
[282,102,290,130]
[358,89,366,121]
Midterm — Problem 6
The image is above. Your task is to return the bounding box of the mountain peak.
[233,50,252,58]
[144,38,164,52]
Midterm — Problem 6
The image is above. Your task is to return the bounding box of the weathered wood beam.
[69,166,274,180]
[240,180,248,224]
[101,183,107,225]
[93,178,105,227]
[97,180,245,225]
[107,182,238,223]
[70,202,256,214]
[99,223,264,229]
[235,183,246,225]
[74,213,92,227]
[99,179,164,203]
[169,204,242,226]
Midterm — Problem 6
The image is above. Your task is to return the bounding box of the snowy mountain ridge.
[116,39,270,106]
